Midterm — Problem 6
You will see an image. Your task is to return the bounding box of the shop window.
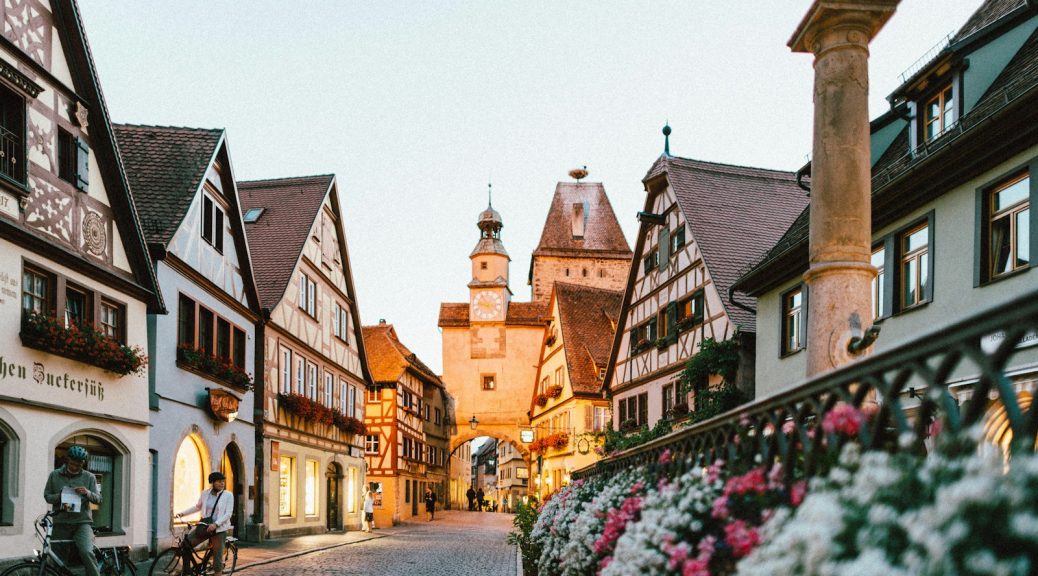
[347,467,357,513]
[172,435,206,524]
[279,456,294,517]
[55,434,125,534]
[304,459,319,516]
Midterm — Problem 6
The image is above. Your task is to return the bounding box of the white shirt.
[179,490,234,533]
[363,494,374,514]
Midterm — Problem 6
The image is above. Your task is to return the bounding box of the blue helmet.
[66,445,89,461]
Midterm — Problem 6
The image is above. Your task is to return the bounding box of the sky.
[78,1,983,374]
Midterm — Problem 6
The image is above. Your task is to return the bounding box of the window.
[480,261,487,270]
[100,300,122,340]
[172,435,205,524]
[200,194,224,253]
[988,173,1030,279]
[298,273,316,317]
[198,307,214,355]
[178,295,195,347]
[539,376,549,395]
[216,318,230,360]
[307,363,318,400]
[658,226,670,264]
[348,383,357,418]
[554,367,563,388]
[22,264,126,343]
[924,85,954,142]
[0,83,26,185]
[365,435,379,454]
[434,407,442,425]
[900,223,930,309]
[593,406,609,432]
[279,456,295,517]
[367,387,379,403]
[295,357,305,395]
[871,246,886,320]
[782,286,804,355]
[670,226,686,253]
[281,348,292,393]
[662,384,674,415]
[333,302,350,343]
[643,249,658,273]
[678,290,704,328]
[232,327,246,369]
[324,373,333,407]
[617,393,648,427]
[242,207,265,223]
[22,267,50,314]
[482,374,496,390]
[63,284,90,328]
[57,128,89,192]
[658,302,677,342]
[304,459,319,516]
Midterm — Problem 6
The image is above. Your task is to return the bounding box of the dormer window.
[924,85,954,141]
[571,202,588,238]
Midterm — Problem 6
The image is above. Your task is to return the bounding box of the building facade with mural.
[362,321,450,526]
[241,175,371,538]
[0,0,162,562]
[115,124,261,548]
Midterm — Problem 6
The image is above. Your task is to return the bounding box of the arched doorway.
[55,433,126,535]
[172,435,208,525]
[447,436,530,513]
[220,444,245,537]
[326,462,342,531]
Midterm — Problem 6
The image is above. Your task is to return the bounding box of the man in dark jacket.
[466,486,476,511]
[476,487,485,512]
[44,445,101,576]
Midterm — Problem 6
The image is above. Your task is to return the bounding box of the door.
[220,445,244,538]
[326,463,341,530]
[411,480,419,516]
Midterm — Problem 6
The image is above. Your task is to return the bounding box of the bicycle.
[148,520,237,576]
[0,511,137,576]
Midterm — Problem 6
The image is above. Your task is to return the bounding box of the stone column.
[789,1,899,377]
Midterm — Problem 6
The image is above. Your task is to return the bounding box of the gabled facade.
[361,321,450,526]
[735,0,1038,422]
[449,441,472,510]
[114,124,261,547]
[528,181,633,304]
[529,282,619,500]
[496,440,526,511]
[0,0,162,561]
[241,175,371,537]
[605,153,808,432]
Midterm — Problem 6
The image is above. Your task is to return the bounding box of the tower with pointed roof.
[468,202,511,323]
[528,178,633,304]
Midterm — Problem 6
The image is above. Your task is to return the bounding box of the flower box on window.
[620,418,640,433]
[535,393,550,407]
[277,392,366,436]
[20,312,147,377]
[676,317,696,331]
[548,385,563,398]
[655,337,670,350]
[177,344,253,389]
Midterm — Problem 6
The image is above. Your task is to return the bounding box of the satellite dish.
[569,167,588,181]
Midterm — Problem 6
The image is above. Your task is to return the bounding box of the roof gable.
[532,182,632,258]
[555,282,622,396]
[362,323,442,386]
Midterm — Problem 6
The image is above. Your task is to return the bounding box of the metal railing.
[0,123,21,181]
[574,287,1038,481]
[898,32,954,85]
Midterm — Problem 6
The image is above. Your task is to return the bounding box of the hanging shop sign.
[207,388,240,422]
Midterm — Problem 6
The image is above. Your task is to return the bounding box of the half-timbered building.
[0,0,162,562]
[604,142,808,431]
[240,175,371,537]
[114,124,262,547]
[362,321,449,525]
[529,282,619,499]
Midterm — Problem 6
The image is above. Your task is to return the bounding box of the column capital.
[789,1,900,54]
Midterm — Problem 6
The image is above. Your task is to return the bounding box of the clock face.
[472,290,503,320]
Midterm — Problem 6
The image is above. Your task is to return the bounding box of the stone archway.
[449,432,532,513]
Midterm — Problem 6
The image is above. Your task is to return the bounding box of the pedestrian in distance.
[363,490,375,532]
[424,487,437,521]
[476,488,484,512]
[44,445,102,576]
[466,486,476,511]
[175,472,233,576]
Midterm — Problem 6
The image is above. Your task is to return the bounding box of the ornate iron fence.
[574,287,1038,481]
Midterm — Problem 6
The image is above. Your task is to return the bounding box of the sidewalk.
[234,529,393,571]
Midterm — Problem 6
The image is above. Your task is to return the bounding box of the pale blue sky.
[79,1,981,374]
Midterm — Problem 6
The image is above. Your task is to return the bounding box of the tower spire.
[663,122,672,156]
[488,180,493,208]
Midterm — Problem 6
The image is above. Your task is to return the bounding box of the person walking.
[466,486,476,511]
[175,472,233,576]
[363,490,375,532]
[44,445,101,576]
[476,488,485,512]
[424,487,437,521]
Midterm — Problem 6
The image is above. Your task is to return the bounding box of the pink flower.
[782,420,796,435]
[790,480,807,507]
[724,520,761,559]
[706,460,725,483]
[711,495,729,519]
[659,448,672,466]
[822,403,865,437]
[682,558,711,576]
[593,495,644,557]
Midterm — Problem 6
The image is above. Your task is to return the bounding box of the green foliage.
[687,383,746,425]
[602,418,673,454]
[508,500,541,575]
[680,336,741,395]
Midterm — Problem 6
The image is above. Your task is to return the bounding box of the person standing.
[465,486,476,511]
[176,472,233,576]
[363,490,375,532]
[44,445,101,576]
[424,487,437,521]
[476,487,485,512]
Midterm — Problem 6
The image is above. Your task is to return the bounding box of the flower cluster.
[535,393,550,407]
[176,344,252,388]
[821,402,865,438]
[277,393,365,436]
[20,311,147,376]
[548,385,563,398]
[529,432,570,453]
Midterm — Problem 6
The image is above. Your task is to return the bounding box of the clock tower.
[468,201,511,323]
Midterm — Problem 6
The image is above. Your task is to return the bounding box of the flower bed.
[177,344,252,388]
[277,392,366,436]
[20,312,147,376]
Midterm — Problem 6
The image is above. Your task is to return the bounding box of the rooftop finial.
[488,180,493,208]
[663,122,672,156]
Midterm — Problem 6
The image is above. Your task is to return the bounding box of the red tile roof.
[644,156,809,331]
[532,182,632,259]
[362,323,442,386]
[554,282,622,396]
[239,175,334,310]
[113,124,223,246]
[437,300,548,328]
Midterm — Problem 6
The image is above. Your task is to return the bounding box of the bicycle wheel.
[222,543,237,576]
[0,561,62,576]
[108,554,138,576]
[148,548,183,576]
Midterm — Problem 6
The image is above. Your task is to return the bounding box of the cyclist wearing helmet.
[43,445,101,576]
[175,471,233,575]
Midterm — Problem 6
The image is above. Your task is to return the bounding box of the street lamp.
[469,415,479,430]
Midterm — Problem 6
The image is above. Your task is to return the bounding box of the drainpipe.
[789,1,899,377]
[150,449,158,555]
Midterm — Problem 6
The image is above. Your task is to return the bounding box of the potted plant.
[535,393,549,407]
[655,337,669,350]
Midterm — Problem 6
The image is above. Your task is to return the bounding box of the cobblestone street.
[240,511,517,576]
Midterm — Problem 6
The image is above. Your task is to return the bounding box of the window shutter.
[658,227,670,264]
[667,302,678,341]
[584,405,592,429]
[693,291,704,325]
[75,137,89,193]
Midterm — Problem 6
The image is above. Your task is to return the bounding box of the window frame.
[200,193,225,253]
[0,81,28,190]
[176,293,248,369]
[780,284,806,357]
[21,261,128,344]
[298,273,317,318]
[895,217,933,312]
[976,165,1035,286]
[923,84,955,142]
[481,374,496,391]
